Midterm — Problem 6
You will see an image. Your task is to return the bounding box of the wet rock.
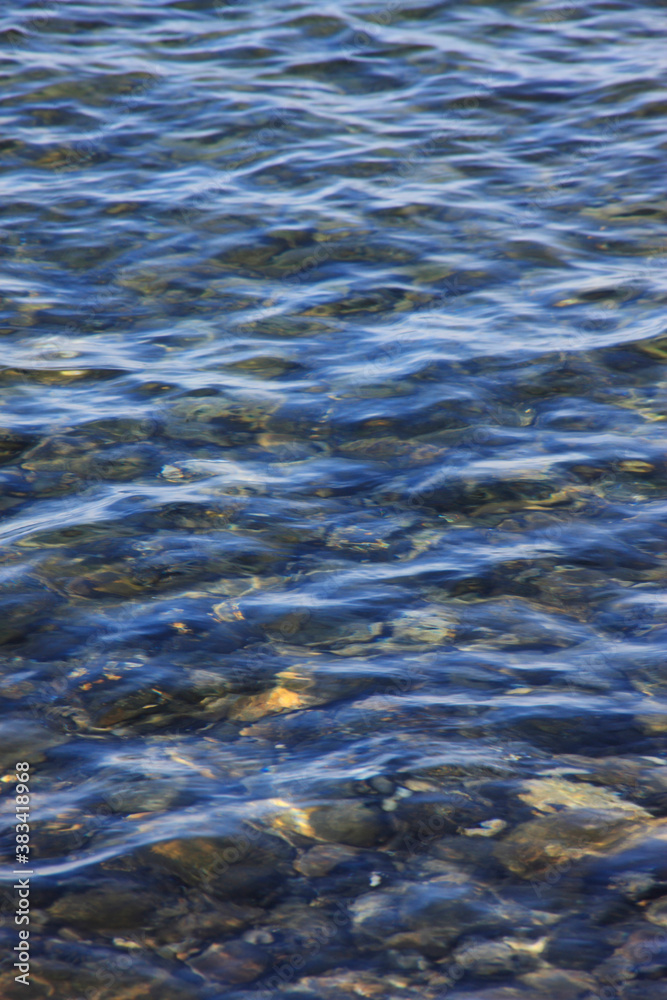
[88,664,242,729]
[517,777,651,818]
[226,355,301,379]
[188,938,269,984]
[0,718,64,768]
[543,918,616,970]
[92,686,175,728]
[0,593,60,645]
[257,432,326,460]
[48,884,156,930]
[424,832,508,876]
[463,818,508,837]
[143,830,293,901]
[256,899,345,943]
[1,957,193,1000]
[294,843,359,877]
[437,988,530,1000]
[238,706,330,743]
[350,874,539,958]
[164,394,281,443]
[586,817,667,885]
[31,817,101,858]
[608,871,661,902]
[620,984,667,1000]
[269,800,391,848]
[637,713,667,735]
[306,848,395,896]
[76,416,154,442]
[391,604,457,645]
[603,923,667,982]
[281,613,383,650]
[560,754,667,797]
[87,443,158,481]
[494,809,642,877]
[262,898,350,950]
[98,777,187,814]
[20,433,96,468]
[156,901,264,945]
[323,521,405,559]
[343,888,403,943]
[227,684,307,721]
[392,786,495,844]
[519,968,598,999]
[242,928,274,945]
[226,660,374,721]
[404,753,519,784]
[633,766,667,815]
[450,936,542,977]
[338,436,417,461]
[387,948,430,971]
[370,775,395,795]
[0,427,33,463]
[253,900,351,980]
[285,968,426,998]
[646,895,667,927]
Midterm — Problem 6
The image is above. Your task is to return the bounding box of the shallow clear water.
[1,1,667,997]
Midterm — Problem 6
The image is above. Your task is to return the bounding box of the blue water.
[1,2,667,997]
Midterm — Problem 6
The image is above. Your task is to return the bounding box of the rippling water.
[2,1,667,997]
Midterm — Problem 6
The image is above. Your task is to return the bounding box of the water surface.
[1,1,667,997]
